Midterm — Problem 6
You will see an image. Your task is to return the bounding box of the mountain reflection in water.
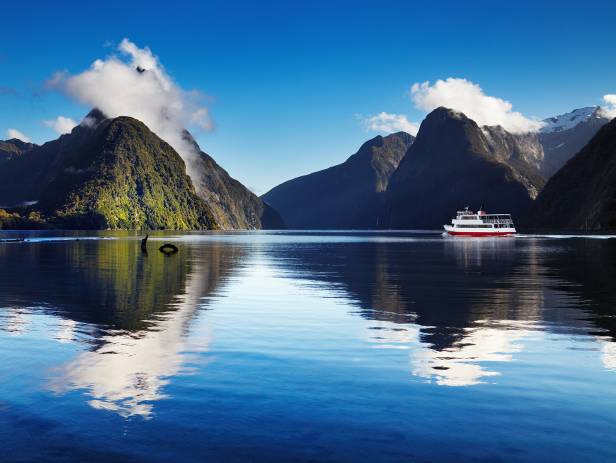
[265,234,616,386]
[1,231,616,463]
[0,237,243,418]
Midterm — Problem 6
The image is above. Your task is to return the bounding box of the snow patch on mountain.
[540,107,601,133]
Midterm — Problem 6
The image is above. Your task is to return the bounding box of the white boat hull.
[443,225,516,236]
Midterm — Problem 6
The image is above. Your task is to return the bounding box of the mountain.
[0,110,111,207]
[524,118,616,231]
[0,138,36,163]
[538,106,610,177]
[480,125,545,198]
[35,115,218,229]
[385,107,543,229]
[184,132,284,230]
[262,132,414,229]
[0,111,217,229]
[0,109,283,230]
[541,106,604,133]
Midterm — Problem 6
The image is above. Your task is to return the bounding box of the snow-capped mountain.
[538,106,610,177]
[540,106,605,133]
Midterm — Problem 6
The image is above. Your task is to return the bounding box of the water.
[1,230,615,462]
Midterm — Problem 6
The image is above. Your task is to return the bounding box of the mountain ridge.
[0,138,36,163]
[524,118,616,231]
[385,107,541,229]
[183,131,283,230]
[262,131,414,229]
[0,110,283,230]
[34,115,218,229]
[538,106,611,177]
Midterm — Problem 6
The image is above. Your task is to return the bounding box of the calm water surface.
[1,230,615,462]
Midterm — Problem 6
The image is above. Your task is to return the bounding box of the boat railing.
[481,218,513,224]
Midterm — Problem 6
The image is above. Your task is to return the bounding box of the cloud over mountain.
[44,116,77,135]
[600,94,616,119]
[410,78,544,133]
[6,128,31,142]
[360,112,419,135]
[47,38,212,179]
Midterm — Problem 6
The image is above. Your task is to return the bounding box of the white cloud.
[47,38,212,180]
[43,115,78,135]
[49,257,212,418]
[410,326,530,387]
[6,128,31,142]
[410,78,544,133]
[604,94,616,105]
[360,112,419,136]
[599,94,616,119]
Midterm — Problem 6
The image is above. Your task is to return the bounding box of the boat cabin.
[452,208,514,228]
[445,207,516,236]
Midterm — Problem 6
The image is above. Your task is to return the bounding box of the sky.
[1,0,616,194]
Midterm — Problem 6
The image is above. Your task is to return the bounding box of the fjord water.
[1,231,615,462]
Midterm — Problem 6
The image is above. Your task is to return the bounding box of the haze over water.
[1,231,615,462]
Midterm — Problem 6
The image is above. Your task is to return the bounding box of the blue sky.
[1,0,615,193]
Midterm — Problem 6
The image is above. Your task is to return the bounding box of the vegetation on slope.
[34,117,218,230]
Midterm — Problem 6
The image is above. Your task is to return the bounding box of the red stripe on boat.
[447,231,515,237]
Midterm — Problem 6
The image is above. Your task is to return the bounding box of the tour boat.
[443,207,516,236]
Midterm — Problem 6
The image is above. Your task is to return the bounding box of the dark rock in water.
[141,234,149,253]
[262,132,414,229]
[524,118,616,231]
[385,107,543,229]
[159,243,179,254]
